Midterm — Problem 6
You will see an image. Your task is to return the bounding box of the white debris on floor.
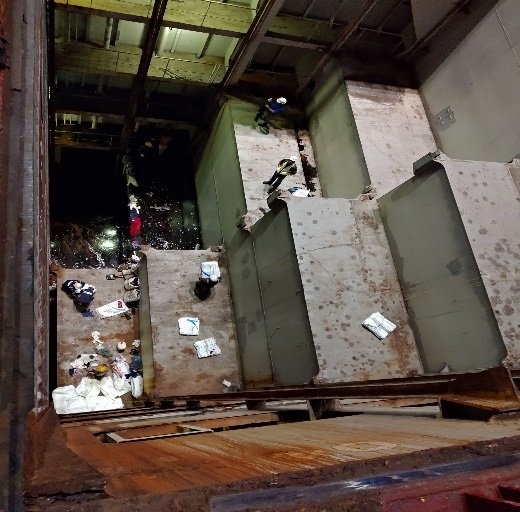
[362,312,397,340]
[194,337,221,358]
[96,299,129,318]
[200,261,221,281]
[52,376,126,414]
[70,353,100,370]
[178,317,200,335]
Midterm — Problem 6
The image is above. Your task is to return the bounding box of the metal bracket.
[435,106,455,127]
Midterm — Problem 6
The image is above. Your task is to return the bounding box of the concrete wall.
[87,15,107,46]
[435,155,520,368]
[379,168,507,372]
[117,20,145,47]
[143,248,240,396]
[285,197,422,382]
[347,81,437,197]
[307,68,370,199]
[419,0,520,162]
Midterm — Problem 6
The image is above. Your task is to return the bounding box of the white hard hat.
[73,282,82,290]
[277,97,287,105]
[289,156,297,162]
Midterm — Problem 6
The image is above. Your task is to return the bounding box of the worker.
[255,97,287,128]
[137,140,154,159]
[62,279,97,311]
[263,156,298,193]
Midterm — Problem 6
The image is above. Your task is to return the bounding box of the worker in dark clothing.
[263,156,298,193]
[62,279,97,311]
[255,97,287,128]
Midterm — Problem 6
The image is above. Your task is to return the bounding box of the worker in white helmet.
[255,96,287,128]
[263,156,298,193]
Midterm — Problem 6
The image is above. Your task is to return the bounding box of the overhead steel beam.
[189,0,287,156]
[222,0,286,87]
[54,1,338,48]
[303,0,319,18]
[116,0,168,168]
[378,0,403,31]
[262,35,326,51]
[398,0,472,59]
[295,0,379,96]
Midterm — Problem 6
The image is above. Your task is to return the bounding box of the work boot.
[262,181,269,184]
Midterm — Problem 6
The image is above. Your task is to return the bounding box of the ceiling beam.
[116,0,168,167]
[222,0,286,87]
[262,34,326,50]
[54,0,338,49]
[296,0,379,96]
[399,0,472,59]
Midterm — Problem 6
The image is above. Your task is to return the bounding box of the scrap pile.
[53,334,143,414]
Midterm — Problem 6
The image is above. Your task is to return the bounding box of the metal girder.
[262,34,326,51]
[222,0,286,87]
[399,0,472,59]
[116,0,168,167]
[160,367,519,409]
[53,0,336,50]
[296,0,379,96]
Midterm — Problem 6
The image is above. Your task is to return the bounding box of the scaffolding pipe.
[103,17,113,49]
[155,26,169,57]
[295,0,378,96]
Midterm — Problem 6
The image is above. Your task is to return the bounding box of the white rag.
[200,261,221,282]
[52,385,124,414]
[70,353,99,370]
[194,337,221,358]
[291,188,310,197]
[362,312,396,340]
[179,317,200,335]
[96,299,129,318]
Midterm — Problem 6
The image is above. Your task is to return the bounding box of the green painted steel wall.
[379,169,506,372]
[307,67,370,199]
